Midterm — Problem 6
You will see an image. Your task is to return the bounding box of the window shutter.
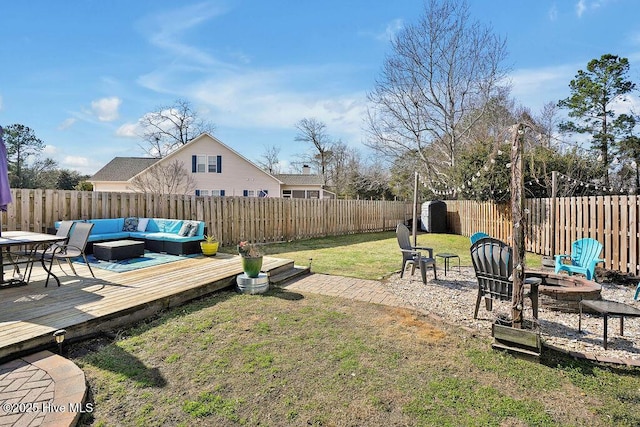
[192,155,197,173]
[243,190,248,197]
[195,189,200,196]
[217,155,222,173]
[221,190,225,196]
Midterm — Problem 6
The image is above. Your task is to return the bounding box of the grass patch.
[72,232,638,426]
[73,290,640,426]
[219,231,543,280]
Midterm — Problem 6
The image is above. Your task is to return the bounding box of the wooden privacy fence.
[0,189,410,246]
[446,196,640,276]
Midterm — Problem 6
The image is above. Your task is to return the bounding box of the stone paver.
[282,273,412,309]
[0,351,87,427]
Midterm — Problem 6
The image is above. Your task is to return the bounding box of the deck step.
[269,265,311,286]
[264,259,295,277]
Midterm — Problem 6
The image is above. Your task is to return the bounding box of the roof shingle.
[90,157,160,182]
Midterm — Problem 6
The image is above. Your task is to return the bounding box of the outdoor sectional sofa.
[54,217,205,256]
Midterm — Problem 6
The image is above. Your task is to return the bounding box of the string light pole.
[511,123,526,329]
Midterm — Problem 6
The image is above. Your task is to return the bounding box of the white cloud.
[576,0,587,17]
[43,145,58,155]
[378,19,404,42]
[140,2,229,67]
[507,63,580,111]
[58,117,77,130]
[63,156,91,167]
[188,68,368,141]
[358,18,404,42]
[548,5,558,21]
[116,122,140,138]
[91,97,121,122]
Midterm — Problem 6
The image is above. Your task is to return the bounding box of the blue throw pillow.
[123,217,139,232]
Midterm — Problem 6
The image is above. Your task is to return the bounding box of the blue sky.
[1,0,640,175]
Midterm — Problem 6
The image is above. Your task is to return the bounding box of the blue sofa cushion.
[88,232,131,242]
[164,220,184,234]
[88,218,124,235]
[141,232,201,242]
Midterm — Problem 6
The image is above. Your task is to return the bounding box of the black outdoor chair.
[396,223,437,283]
[469,237,538,319]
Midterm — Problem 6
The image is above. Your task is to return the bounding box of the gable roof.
[90,157,159,182]
[274,174,325,186]
[142,132,283,184]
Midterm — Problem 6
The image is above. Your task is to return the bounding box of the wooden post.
[412,172,419,247]
[551,170,557,256]
[511,124,526,329]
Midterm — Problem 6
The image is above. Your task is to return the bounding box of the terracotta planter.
[200,241,219,256]
[242,256,263,278]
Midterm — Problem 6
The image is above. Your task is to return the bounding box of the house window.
[308,190,319,199]
[282,190,292,198]
[292,190,306,198]
[192,155,222,173]
[243,190,256,197]
[196,189,225,196]
[196,156,207,173]
[208,156,217,173]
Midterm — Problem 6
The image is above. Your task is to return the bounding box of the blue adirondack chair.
[635,283,640,301]
[554,238,604,281]
[470,232,490,245]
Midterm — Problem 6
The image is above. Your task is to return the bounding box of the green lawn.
[220,231,542,280]
[71,232,640,427]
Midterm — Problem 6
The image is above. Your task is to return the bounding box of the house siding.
[90,134,327,198]
[171,136,280,196]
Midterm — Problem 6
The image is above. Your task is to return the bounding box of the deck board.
[0,253,293,361]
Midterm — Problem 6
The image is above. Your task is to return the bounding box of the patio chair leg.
[82,255,95,278]
[474,292,482,319]
[485,298,493,312]
[66,258,78,276]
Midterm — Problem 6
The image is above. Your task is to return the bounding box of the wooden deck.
[0,253,294,361]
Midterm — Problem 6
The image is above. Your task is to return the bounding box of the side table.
[579,299,640,349]
[436,253,460,276]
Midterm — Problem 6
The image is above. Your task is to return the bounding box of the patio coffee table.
[94,240,145,261]
[579,299,640,349]
[436,253,460,276]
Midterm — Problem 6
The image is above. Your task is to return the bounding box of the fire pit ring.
[526,271,602,312]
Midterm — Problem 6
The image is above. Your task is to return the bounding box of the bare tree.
[294,118,333,183]
[129,160,196,195]
[325,140,360,197]
[139,99,215,157]
[365,0,508,182]
[257,145,281,174]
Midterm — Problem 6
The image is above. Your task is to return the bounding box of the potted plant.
[237,241,263,278]
[200,235,219,256]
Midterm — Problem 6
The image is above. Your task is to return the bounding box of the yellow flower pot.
[200,241,219,256]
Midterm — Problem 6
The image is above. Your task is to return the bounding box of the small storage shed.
[421,200,447,233]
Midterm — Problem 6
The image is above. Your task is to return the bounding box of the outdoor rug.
[74,251,198,273]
